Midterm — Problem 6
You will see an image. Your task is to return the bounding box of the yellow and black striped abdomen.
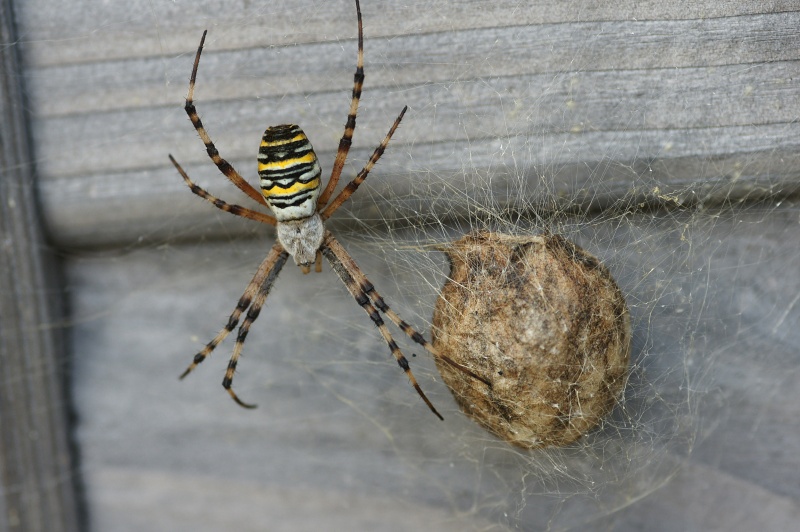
[258,124,321,221]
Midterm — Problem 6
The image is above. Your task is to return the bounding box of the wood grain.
[6,2,800,529]
[12,1,798,247]
[0,2,82,531]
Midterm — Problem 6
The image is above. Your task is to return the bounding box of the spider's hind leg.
[317,0,365,209]
[182,31,273,211]
[169,155,277,226]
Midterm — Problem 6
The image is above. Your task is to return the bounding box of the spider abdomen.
[258,124,321,221]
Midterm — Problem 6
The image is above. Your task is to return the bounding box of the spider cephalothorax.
[168,0,488,418]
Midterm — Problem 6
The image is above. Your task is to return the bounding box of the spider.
[169,0,488,419]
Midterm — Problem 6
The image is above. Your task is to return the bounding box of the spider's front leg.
[323,233,492,388]
[221,254,288,409]
[180,243,289,409]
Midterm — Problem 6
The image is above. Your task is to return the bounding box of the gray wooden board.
[12,0,800,247]
[0,2,81,529]
[6,0,800,529]
[64,201,800,530]
[18,1,800,67]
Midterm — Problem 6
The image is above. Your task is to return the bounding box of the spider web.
[321,126,798,528]
[12,0,800,530]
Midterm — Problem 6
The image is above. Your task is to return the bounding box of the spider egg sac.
[432,231,631,448]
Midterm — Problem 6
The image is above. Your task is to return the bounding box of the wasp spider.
[169,0,488,419]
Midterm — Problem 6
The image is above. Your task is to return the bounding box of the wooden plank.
[39,121,800,247]
[7,2,799,529]
[63,199,800,530]
[27,13,800,117]
[0,3,82,531]
[30,59,800,173]
[17,0,800,66]
[15,3,798,247]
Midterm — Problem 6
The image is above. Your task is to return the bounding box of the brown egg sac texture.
[432,231,631,448]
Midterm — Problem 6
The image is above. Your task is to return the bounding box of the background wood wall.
[4,0,799,530]
[23,0,800,247]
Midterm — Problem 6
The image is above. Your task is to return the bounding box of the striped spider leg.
[321,232,443,419]
[183,30,274,215]
[315,0,365,210]
[170,0,486,417]
[323,235,492,390]
[175,242,288,408]
[323,233,493,421]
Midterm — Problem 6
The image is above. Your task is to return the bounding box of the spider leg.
[221,247,289,408]
[180,243,288,383]
[317,0,365,209]
[324,234,491,387]
[321,106,407,220]
[314,250,323,273]
[169,154,277,225]
[184,30,272,210]
[321,232,443,420]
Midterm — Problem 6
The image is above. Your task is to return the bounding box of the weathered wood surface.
[63,204,800,531]
[14,0,799,247]
[0,3,82,531]
[7,0,800,530]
